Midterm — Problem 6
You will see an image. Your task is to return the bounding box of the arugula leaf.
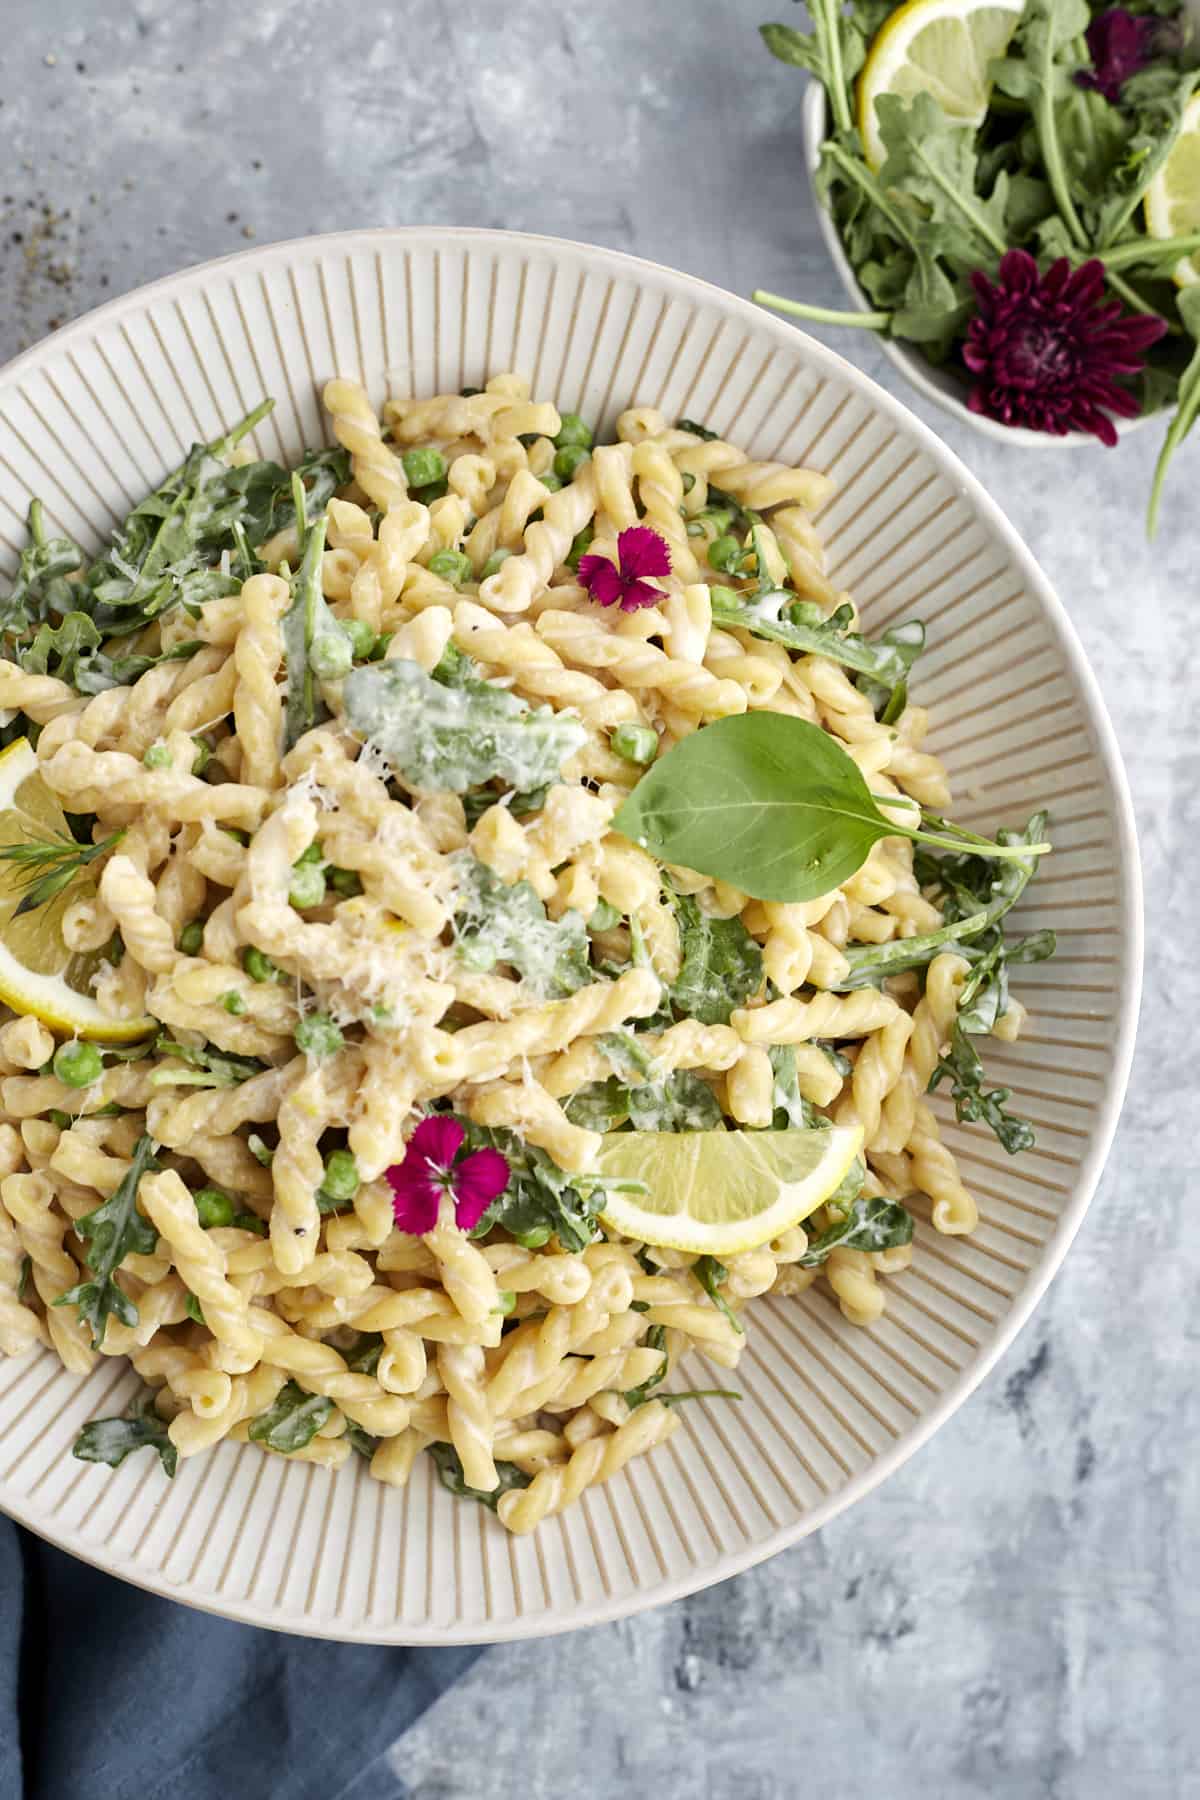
[991,0,1093,249]
[797,1194,915,1266]
[623,1324,669,1408]
[148,1038,265,1089]
[72,1390,177,1478]
[627,1069,724,1132]
[614,716,1050,905]
[345,1421,378,1460]
[16,1253,31,1303]
[0,500,84,645]
[563,1076,633,1133]
[281,474,341,750]
[342,1332,384,1376]
[1148,287,1200,536]
[451,852,591,998]
[54,1135,160,1348]
[675,418,719,440]
[767,1044,827,1131]
[247,1380,335,1453]
[875,93,1009,263]
[429,1442,532,1512]
[835,812,1051,988]
[463,1118,640,1252]
[343,658,587,793]
[760,0,868,134]
[692,1255,744,1335]
[668,892,763,1025]
[1090,64,1200,247]
[708,583,924,718]
[929,1025,1035,1153]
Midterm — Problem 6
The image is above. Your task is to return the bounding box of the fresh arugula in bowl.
[757,0,1200,531]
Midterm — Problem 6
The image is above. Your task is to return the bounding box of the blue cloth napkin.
[0,1517,482,1800]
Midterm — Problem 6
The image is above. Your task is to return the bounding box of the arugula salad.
[0,369,1051,1531]
[758,0,1200,531]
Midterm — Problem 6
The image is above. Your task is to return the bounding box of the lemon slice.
[596,1125,864,1256]
[857,0,1025,170]
[0,738,152,1041]
[1145,92,1200,288]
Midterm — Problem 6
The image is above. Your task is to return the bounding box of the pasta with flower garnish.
[0,374,1053,1529]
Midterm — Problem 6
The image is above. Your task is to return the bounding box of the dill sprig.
[0,828,124,917]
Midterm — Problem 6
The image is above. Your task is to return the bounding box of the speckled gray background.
[2,2,1196,1796]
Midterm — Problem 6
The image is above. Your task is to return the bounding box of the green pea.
[342,617,377,661]
[537,472,562,495]
[230,1211,268,1236]
[328,867,363,899]
[221,989,247,1016]
[512,1226,552,1250]
[288,860,327,910]
[554,413,593,450]
[191,736,213,776]
[321,1148,360,1202]
[295,843,324,866]
[428,549,473,588]
[481,548,513,580]
[553,445,589,482]
[309,628,353,681]
[457,940,497,972]
[53,1041,103,1089]
[243,946,284,983]
[295,1012,345,1059]
[142,743,171,770]
[368,632,392,662]
[194,1186,236,1229]
[493,1291,517,1316]
[414,476,448,502]
[247,1133,275,1166]
[402,447,446,489]
[566,525,594,572]
[707,534,744,575]
[610,722,659,765]
[178,920,204,956]
[588,899,621,933]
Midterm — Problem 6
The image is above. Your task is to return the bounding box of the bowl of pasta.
[0,228,1140,1643]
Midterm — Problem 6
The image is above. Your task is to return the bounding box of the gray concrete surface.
[2,2,1196,1795]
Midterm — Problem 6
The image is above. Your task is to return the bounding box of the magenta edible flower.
[962,251,1167,446]
[1075,9,1158,103]
[386,1115,509,1235]
[578,525,672,612]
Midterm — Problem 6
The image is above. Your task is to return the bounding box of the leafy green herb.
[0,826,124,918]
[767,1044,826,1131]
[72,1390,177,1478]
[692,1255,744,1335]
[836,811,1051,987]
[451,852,591,998]
[929,1025,1034,1153]
[797,1194,915,1266]
[345,1421,378,1460]
[623,1324,669,1408]
[16,1253,31,1303]
[343,1332,384,1376]
[185,1291,206,1325]
[463,1119,640,1253]
[429,1442,532,1511]
[614,716,1050,904]
[668,891,763,1024]
[710,580,924,722]
[659,1388,743,1406]
[54,1135,160,1347]
[282,473,345,749]
[148,1038,265,1089]
[247,1380,334,1453]
[627,1069,724,1133]
[0,499,84,645]
[675,418,720,440]
[343,658,587,793]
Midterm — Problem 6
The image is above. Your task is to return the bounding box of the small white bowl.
[800,82,1157,446]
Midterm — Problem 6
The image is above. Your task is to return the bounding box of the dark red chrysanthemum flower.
[1075,8,1158,103]
[962,251,1168,446]
[578,525,671,612]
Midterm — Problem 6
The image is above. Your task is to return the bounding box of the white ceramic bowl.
[0,227,1141,1643]
[800,83,1158,447]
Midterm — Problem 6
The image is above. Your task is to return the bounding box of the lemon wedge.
[1145,92,1200,288]
[856,0,1024,170]
[596,1125,864,1257]
[0,738,152,1041]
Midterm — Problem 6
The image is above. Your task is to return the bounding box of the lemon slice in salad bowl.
[596,1124,864,1257]
[856,0,1025,170]
[1145,90,1200,287]
[0,738,152,1041]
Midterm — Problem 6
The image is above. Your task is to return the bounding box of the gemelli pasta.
[0,373,1051,1530]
